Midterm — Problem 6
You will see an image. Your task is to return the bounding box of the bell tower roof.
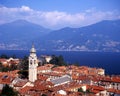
[30,44,36,53]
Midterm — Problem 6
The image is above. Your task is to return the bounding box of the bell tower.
[29,44,38,82]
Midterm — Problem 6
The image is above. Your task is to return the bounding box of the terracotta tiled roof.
[90,85,105,91]
[43,72,65,77]
[19,86,33,94]
[14,79,28,87]
[0,74,15,84]
[91,89,101,94]
[52,67,66,73]
[37,74,48,81]
[34,80,53,91]
[44,64,54,68]
[33,84,48,91]
[100,76,120,83]
[0,59,7,62]
[37,66,51,70]
[107,88,120,94]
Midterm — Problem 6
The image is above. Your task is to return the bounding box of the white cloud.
[21,6,32,11]
[0,6,120,29]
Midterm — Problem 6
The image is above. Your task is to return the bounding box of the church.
[28,44,38,82]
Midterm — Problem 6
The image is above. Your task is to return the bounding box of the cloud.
[0,6,120,29]
[21,6,32,11]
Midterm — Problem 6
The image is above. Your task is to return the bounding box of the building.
[28,44,38,82]
[41,55,52,63]
[1,44,119,96]
[0,58,20,67]
[50,75,72,86]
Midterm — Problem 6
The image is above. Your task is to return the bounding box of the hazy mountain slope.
[38,19,120,52]
[0,19,120,51]
[0,20,51,49]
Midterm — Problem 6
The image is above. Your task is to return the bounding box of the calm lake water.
[0,50,120,75]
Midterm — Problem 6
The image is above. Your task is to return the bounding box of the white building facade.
[29,44,38,82]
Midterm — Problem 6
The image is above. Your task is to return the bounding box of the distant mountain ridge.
[37,19,120,52]
[0,19,120,52]
[0,20,51,50]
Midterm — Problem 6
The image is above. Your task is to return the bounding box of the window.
[30,60,32,65]
[34,60,36,64]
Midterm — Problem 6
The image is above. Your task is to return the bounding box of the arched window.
[30,60,32,65]
[34,60,36,64]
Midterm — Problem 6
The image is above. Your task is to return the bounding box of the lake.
[0,50,120,75]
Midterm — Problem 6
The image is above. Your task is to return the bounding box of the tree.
[18,70,28,79]
[1,84,18,96]
[0,62,3,71]
[0,54,9,59]
[58,55,66,66]
[1,67,9,72]
[41,94,47,96]
[78,88,91,94]
[17,56,28,79]
[78,88,83,92]
[0,62,18,72]
[19,56,28,70]
[50,55,66,66]
[74,61,80,66]
[9,64,18,71]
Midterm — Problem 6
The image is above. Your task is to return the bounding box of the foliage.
[78,88,83,92]
[74,62,80,66]
[17,56,29,79]
[0,54,16,59]
[86,89,91,93]
[41,94,47,96]
[10,64,18,71]
[19,56,28,70]
[18,70,28,79]
[1,67,10,72]
[0,54,9,59]
[0,54,18,72]
[0,62,2,71]
[78,88,91,94]
[0,63,18,72]
[50,55,67,66]
[1,84,18,96]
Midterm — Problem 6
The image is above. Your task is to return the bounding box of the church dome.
[30,44,36,53]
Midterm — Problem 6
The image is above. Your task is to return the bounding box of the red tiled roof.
[0,59,7,62]
[19,86,33,94]
[100,76,120,83]
[37,66,51,70]
[14,80,28,87]
[0,75,15,84]
[90,85,105,91]
[37,74,48,81]
[107,88,120,94]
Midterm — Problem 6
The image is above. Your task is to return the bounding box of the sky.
[0,0,120,29]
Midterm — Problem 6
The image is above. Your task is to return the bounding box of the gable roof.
[50,75,72,86]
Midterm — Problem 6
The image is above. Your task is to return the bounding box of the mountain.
[0,19,120,52]
[38,19,120,52]
[0,20,51,50]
